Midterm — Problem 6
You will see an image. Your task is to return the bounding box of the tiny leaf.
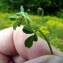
[22,25,33,34]
[33,34,38,41]
[16,13,21,16]
[9,16,16,21]
[25,35,34,48]
[20,5,24,13]
[13,21,18,30]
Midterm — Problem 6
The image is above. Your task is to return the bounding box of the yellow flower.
[46,20,63,29]
[40,26,50,35]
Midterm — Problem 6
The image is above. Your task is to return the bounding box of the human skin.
[0,26,63,63]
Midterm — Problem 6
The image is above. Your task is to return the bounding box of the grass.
[0,12,15,30]
[0,12,63,52]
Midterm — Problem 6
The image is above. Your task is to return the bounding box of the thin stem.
[38,30,54,55]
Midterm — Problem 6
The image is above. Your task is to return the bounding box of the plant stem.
[38,30,54,55]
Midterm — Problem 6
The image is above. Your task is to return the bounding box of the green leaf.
[25,35,34,48]
[22,25,33,34]
[9,16,16,21]
[13,21,18,30]
[20,5,24,13]
[33,34,38,41]
[16,13,21,16]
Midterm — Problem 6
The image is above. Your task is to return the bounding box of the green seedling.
[10,5,54,55]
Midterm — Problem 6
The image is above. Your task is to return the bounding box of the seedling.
[10,5,54,54]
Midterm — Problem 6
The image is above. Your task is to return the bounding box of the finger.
[0,52,14,63]
[12,55,26,63]
[13,26,63,60]
[24,55,63,63]
[0,27,17,56]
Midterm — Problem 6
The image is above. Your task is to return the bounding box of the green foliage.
[13,21,18,30]
[23,25,33,34]
[25,34,38,48]
[0,12,14,30]
[0,0,63,14]
[9,16,16,21]
[33,33,38,41]
[50,38,63,51]
[25,35,34,48]
[56,9,63,18]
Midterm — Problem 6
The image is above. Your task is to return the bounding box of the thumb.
[24,55,63,63]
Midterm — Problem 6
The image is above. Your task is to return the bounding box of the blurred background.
[0,0,63,52]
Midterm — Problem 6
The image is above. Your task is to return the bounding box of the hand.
[0,26,63,63]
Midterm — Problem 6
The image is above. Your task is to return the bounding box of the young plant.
[10,5,54,55]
